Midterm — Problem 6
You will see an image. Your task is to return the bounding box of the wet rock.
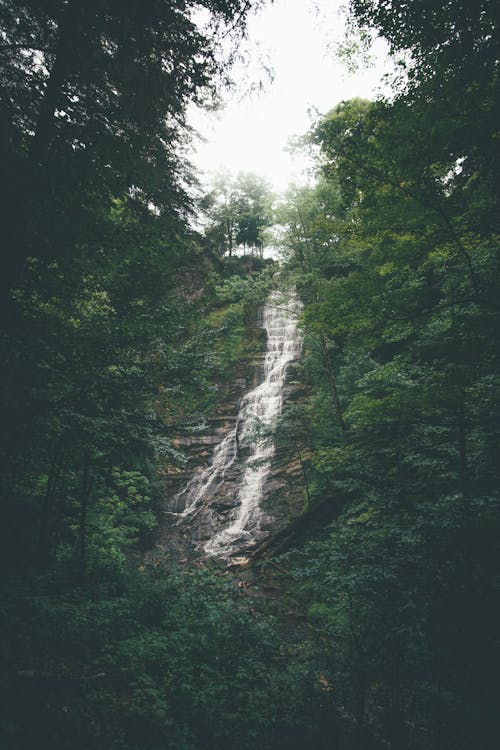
[153,291,305,562]
[282,382,308,402]
[212,503,239,515]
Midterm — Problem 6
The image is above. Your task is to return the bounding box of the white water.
[174,290,302,557]
[173,426,239,517]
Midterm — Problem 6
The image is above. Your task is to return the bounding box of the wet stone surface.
[149,292,306,565]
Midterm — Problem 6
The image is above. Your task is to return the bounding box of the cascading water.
[172,289,302,558]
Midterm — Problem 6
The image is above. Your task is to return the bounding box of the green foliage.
[0,0,263,566]
[2,2,500,750]
[90,469,156,562]
[213,265,274,305]
[276,4,500,748]
[0,559,328,750]
[200,170,274,258]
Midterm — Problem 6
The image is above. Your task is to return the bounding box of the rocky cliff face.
[150,304,306,564]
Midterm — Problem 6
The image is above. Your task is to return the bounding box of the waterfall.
[173,289,302,558]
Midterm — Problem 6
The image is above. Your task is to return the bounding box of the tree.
[234,171,274,256]
[0,0,259,287]
[278,7,500,736]
[0,0,263,564]
[201,170,274,257]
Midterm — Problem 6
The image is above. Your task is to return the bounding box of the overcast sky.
[189,0,393,194]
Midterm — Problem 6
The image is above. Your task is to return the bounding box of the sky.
[189,0,394,194]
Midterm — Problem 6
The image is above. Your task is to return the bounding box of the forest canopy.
[1,1,499,749]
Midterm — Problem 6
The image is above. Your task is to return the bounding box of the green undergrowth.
[0,555,340,750]
[203,258,274,387]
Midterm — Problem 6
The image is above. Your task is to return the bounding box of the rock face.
[151,295,306,563]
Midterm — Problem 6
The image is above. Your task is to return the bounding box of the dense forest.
[1,1,499,749]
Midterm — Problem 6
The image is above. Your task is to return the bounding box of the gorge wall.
[151,291,306,564]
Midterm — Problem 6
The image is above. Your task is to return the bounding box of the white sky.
[189,0,394,194]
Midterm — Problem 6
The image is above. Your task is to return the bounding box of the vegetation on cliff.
[271,2,500,747]
[1,1,499,749]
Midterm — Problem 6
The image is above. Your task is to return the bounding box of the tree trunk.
[457,398,493,748]
[388,650,404,750]
[77,446,93,560]
[319,333,346,433]
[226,219,233,257]
[296,444,311,508]
[39,442,67,558]
[29,0,77,165]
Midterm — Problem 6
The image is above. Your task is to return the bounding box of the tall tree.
[0,0,262,563]
[0,0,258,285]
[201,170,274,257]
[277,0,500,741]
